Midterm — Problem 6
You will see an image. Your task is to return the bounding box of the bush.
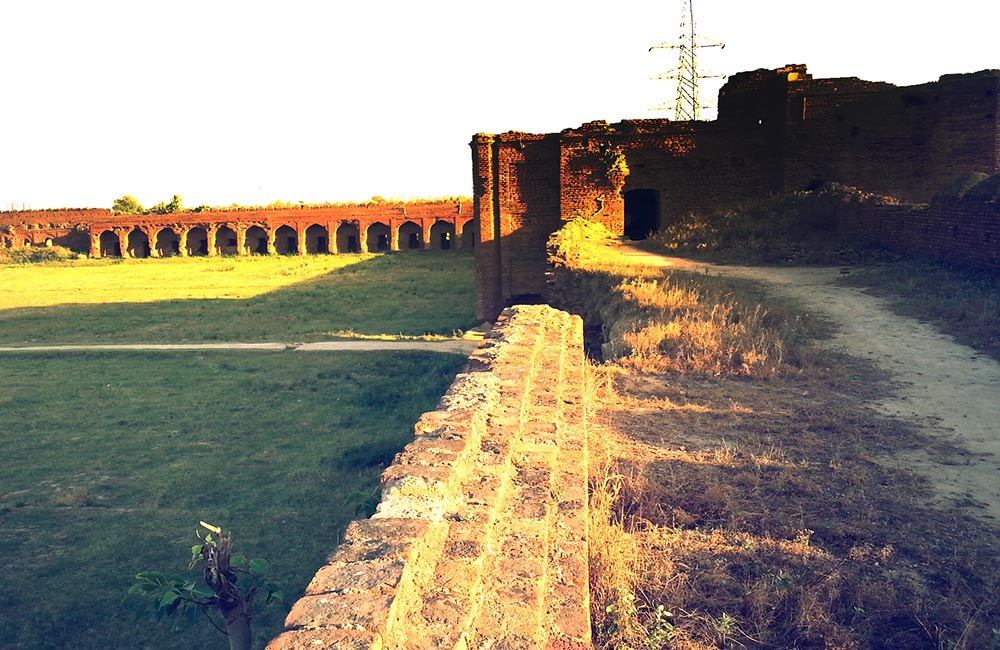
[0,245,78,264]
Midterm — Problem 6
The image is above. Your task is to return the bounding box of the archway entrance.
[215,226,238,255]
[336,223,360,253]
[366,223,390,252]
[429,221,455,250]
[99,231,121,257]
[398,221,423,250]
[154,228,180,257]
[245,226,268,254]
[305,224,329,254]
[186,228,209,256]
[126,229,150,258]
[274,225,298,255]
[624,189,660,240]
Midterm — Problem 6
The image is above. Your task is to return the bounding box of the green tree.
[149,194,183,215]
[112,195,146,214]
[126,522,284,650]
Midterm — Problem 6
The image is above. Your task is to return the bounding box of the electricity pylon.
[650,0,725,121]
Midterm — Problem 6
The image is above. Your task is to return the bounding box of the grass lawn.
[0,251,478,344]
[0,350,466,650]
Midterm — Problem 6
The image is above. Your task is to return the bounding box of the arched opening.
[366,222,390,252]
[99,231,121,258]
[274,225,298,255]
[154,228,180,257]
[126,229,150,258]
[460,220,475,249]
[186,228,209,256]
[398,221,423,250]
[429,221,456,250]
[624,189,660,240]
[305,224,329,254]
[244,226,268,255]
[336,223,361,253]
[215,226,238,256]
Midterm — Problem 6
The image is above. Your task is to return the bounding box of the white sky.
[1,0,996,210]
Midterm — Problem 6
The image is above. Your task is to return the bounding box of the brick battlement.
[268,305,591,650]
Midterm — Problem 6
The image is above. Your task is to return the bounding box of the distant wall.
[268,304,591,650]
[0,201,475,257]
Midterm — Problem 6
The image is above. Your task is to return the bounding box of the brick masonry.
[267,304,591,650]
[472,65,1000,320]
[0,200,474,255]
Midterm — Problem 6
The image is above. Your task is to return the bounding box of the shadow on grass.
[0,252,478,344]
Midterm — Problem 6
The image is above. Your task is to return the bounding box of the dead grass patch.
[554,220,1000,650]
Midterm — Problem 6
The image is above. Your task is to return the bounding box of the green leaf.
[159,591,180,608]
[249,559,269,575]
[229,554,248,568]
[136,571,166,584]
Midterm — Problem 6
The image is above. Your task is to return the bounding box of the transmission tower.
[650,0,725,121]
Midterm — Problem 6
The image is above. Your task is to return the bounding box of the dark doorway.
[624,189,660,240]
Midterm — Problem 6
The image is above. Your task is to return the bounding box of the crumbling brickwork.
[472,65,1000,320]
[0,200,474,257]
[268,304,591,650]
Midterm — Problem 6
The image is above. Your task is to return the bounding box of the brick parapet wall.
[839,201,1000,268]
[268,304,591,650]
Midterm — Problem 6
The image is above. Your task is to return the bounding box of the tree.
[149,194,183,215]
[126,522,284,650]
[112,195,146,215]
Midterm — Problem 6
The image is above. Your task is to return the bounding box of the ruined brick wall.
[1,200,473,256]
[781,70,1000,201]
[473,133,561,320]
[839,201,1000,269]
[473,65,1000,321]
[268,304,591,650]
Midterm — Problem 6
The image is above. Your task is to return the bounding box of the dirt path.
[617,245,1000,522]
[0,340,480,354]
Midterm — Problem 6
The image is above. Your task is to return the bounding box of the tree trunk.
[222,603,252,650]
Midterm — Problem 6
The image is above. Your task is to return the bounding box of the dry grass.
[552,220,1000,650]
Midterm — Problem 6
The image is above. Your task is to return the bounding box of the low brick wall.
[268,304,591,650]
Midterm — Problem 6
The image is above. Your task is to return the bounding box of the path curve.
[0,340,480,354]
[617,245,1000,522]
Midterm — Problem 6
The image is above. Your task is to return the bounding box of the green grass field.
[0,252,476,650]
[0,252,478,344]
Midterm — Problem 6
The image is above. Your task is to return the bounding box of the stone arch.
[215,226,238,255]
[126,228,150,258]
[99,230,121,258]
[154,228,180,257]
[460,220,475,249]
[304,224,329,254]
[624,189,660,240]
[274,225,298,255]
[186,227,209,256]
[366,222,390,252]
[398,221,423,250]
[429,221,456,250]
[244,226,268,255]
[336,223,361,253]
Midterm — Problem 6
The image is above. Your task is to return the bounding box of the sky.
[1,0,996,211]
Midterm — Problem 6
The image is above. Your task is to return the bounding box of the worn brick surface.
[268,304,590,649]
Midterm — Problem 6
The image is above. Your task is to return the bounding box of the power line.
[650,0,725,121]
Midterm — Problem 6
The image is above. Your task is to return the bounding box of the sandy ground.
[615,245,1000,522]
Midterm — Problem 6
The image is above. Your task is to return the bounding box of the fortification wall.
[472,65,1000,320]
[0,201,474,257]
[268,304,591,650]
[839,201,1000,269]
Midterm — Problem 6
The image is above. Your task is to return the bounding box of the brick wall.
[472,65,1000,321]
[268,304,591,650]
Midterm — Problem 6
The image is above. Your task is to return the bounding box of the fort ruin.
[0,199,474,257]
[471,64,1000,320]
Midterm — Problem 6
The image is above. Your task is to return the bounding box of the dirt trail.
[617,245,1000,522]
[0,340,480,354]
